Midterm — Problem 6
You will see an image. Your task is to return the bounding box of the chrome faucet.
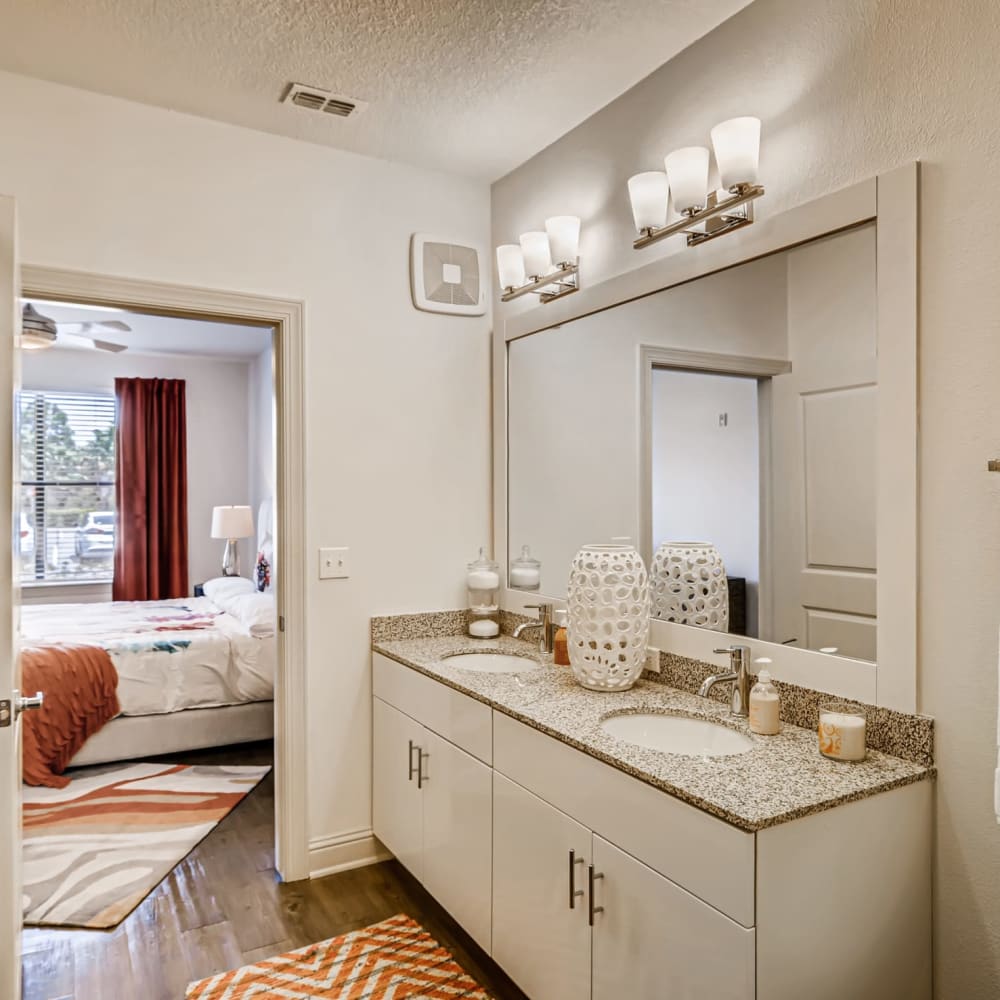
[698,644,752,717]
[513,603,559,653]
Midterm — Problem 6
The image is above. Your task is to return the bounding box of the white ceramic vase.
[567,543,650,691]
[650,541,729,630]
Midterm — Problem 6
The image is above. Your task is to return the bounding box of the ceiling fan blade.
[56,319,131,335]
[91,338,128,353]
[55,331,127,353]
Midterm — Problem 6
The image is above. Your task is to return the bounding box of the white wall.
[507,253,785,595]
[247,345,276,578]
[651,369,759,634]
[21,347,253,594]
[0,72,492,862]
[492,0,1000,993]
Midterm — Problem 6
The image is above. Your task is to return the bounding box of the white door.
[421,730,492,953]
[769,224,878,660]
[492,773,591,1000]
[0,196,22,1000]
[371,697,425,880]
[591,836,755,1000]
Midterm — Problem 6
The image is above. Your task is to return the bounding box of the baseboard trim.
[309,828,391,879]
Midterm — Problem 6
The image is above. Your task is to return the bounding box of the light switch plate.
[319,546,350,580]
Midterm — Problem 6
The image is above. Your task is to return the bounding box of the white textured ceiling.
[27,299,273,359]
[0,0,753,180]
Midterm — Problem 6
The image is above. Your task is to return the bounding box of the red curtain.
[113,378,189,601]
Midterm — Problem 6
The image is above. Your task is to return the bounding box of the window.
[19,390,116,584]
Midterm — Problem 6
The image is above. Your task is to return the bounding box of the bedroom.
[16,298,279,931]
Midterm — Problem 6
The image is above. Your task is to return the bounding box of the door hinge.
[279,615,286,633]
[0,700,10,728]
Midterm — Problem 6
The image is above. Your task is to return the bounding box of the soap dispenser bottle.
[553,609,570,666]
[749,669,781,735]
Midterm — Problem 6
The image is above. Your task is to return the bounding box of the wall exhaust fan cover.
[282,82,368,118]
[410,234,486,316]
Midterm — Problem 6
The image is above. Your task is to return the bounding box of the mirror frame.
[493,164,918,712]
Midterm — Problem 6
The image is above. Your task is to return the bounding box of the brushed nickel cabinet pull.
[568,849,585,909]
[408,740,419,782]
[417,749,429,789]
[588,864,605,926]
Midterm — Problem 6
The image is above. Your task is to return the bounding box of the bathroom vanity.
[370,633,932,1000]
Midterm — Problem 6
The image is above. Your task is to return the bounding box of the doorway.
[17,265,308,887]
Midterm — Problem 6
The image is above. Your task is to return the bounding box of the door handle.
[568,849,585,909]
[408,740,419,782]
[14,690,43,718]
[417,749,429,789]
[588,864,604,926]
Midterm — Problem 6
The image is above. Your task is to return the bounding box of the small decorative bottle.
[466,548,500,638]
[748,669,781,735]
[509,545,542,590]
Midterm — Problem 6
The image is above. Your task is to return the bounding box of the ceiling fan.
[21,303,130,353]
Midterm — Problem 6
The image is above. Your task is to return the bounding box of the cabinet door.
[422,731,492,953]
[372,696,425,880]
[592,836,755,1000]
[492,773,591,1000]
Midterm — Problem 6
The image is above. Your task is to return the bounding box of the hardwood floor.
[21,742,528,1000]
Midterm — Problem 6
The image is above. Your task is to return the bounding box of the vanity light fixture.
[630,116,764,251]
[496,216,581,304]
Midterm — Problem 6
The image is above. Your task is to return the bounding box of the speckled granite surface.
[648,650,934,767]
[372,633,933,833]
[371,610,467,642]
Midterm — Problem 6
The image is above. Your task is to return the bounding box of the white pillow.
[224,592,276,638]
[203,576,256,609]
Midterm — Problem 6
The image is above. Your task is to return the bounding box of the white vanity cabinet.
[372,655,493,951]
[371,652,932,1000]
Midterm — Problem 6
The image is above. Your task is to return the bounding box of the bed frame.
[69,701,274,768]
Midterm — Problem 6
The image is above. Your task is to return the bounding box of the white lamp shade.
[496,244,526,290]
[627,172,669,232]
[211,505,254,539]
[711,116,761,190]
[519,231,553,278]
[545,216,580,264]
[664,146,710,213]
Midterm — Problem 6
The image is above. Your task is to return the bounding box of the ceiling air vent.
[282,83,367,119]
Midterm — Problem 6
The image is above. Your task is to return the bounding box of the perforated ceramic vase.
[650,541,729,630]
[567,543,650,691]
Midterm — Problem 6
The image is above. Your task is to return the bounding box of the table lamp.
[211,505,254,577]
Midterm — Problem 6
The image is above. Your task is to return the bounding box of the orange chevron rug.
[186,914,494,999]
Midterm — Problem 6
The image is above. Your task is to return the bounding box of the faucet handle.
[525,603,552,617]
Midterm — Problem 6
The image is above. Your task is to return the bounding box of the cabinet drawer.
[493,711,755,927]
[373,653,492,764]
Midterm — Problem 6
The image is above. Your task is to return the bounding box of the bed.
[20,582,275,770]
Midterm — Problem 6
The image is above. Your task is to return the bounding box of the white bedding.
[20,597,275,716]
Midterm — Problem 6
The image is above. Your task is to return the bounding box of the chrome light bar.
[633,183,765,251]
[499,259,580,304]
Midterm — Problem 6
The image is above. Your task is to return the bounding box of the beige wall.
[492,0,1000,993]
[0,70,492,862]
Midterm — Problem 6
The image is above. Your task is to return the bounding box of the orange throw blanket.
[20,644,120,788]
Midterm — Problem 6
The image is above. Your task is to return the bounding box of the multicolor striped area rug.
[22,761,269,929]
[187,914,493,999]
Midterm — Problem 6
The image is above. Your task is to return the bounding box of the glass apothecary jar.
[510,544,542,590]
[467,548,500,638]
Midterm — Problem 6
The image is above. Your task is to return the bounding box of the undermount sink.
[601,713,754,757]
[443,652,539,673]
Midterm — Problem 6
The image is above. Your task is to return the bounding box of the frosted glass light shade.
[627,172,669,232]
[545,216,580,264]
[496,244,526,289]
[211,505,254,539]
[665,146,710,213]
[711,116,761,190]
[519,231,553,278]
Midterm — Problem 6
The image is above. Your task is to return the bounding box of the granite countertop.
[372,634,934,833]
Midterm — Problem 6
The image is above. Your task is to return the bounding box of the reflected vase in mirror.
[567,543,650,691]
[651,542,729,631]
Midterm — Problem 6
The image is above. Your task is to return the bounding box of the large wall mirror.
[509,223,877,662]
[497,168,917,710]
